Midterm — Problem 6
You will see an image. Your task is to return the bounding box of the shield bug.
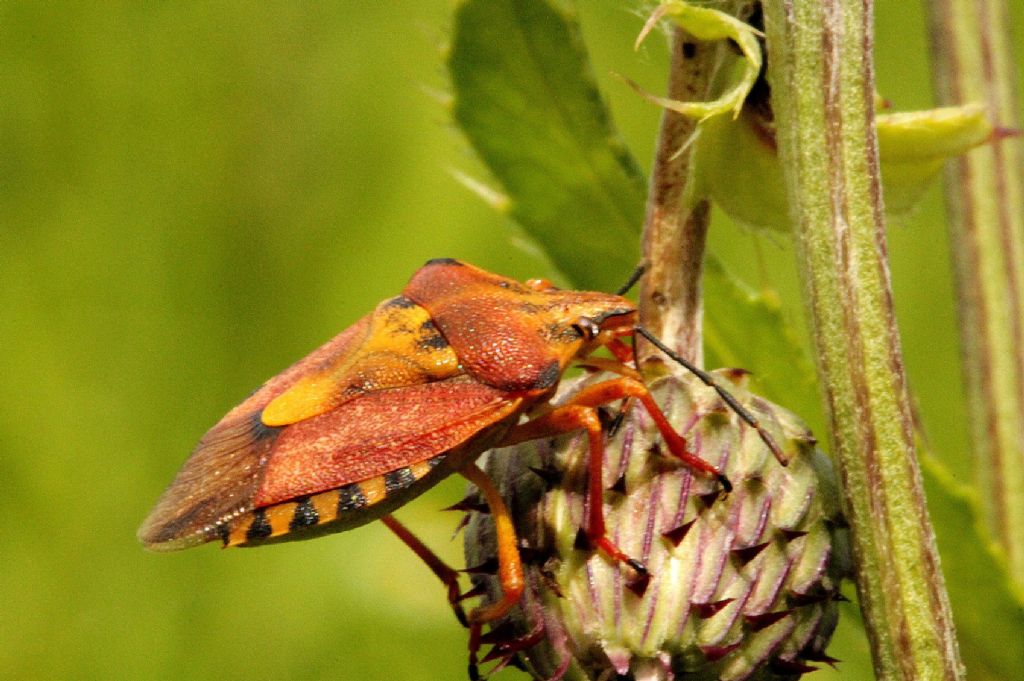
[139,258,781,677]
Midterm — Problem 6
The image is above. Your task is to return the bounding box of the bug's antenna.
[616,261,648,296]
[634,325,788,466]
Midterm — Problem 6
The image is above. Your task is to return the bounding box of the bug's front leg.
[501,377,731,583]
[565,377,733,491]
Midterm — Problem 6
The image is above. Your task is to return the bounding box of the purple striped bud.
[465,369,848,680]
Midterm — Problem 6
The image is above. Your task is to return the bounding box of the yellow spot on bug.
[359,477,387,506]
[227,523,248,548]
[266,503,295,538]
[261,300,461,427]
[311,491,339,525]
[409,460,433,481]
[262,376,334,426]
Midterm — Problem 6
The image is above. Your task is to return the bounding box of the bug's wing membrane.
[254,377,524,507]
[137,413,273,550]
[140,374,523,550]
[138,314,374,551]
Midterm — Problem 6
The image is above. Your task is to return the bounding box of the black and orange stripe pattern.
[219,455,445,547]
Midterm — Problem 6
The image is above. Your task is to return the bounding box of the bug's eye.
[572,318,600,341]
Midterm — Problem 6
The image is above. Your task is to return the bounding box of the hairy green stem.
[761,1,964,679]
[925,0,1024,591]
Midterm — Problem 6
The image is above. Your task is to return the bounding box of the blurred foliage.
[449,0,645,291]
[2,2,1022,681]
[450,1,1023,679]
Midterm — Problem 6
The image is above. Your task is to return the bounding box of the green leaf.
[922,456,1024,680]
[449,0,821,418]
[876,104,992,217]
[448,0,646,292]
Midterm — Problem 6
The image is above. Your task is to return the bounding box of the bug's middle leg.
[501,377,730,574]
[501,401,645,574]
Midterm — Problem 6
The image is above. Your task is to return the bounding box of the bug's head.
[533,288,637,364]
[570,306,637,348]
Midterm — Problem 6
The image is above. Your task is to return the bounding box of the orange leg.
[504,403,642,571]
[508,377,729,487]
[575,355,640,380]
[631,326,787,465]
[502,377,730,574]
[460,462,525,680]
[606,336,636,365]
[380,514,468,627]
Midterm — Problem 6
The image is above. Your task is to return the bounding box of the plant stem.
[925,0,1024,591]
[638,26,717,366]
[761,1,964,679]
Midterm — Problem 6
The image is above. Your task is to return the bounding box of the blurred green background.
[2,2,1021,680]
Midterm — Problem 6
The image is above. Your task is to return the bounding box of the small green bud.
[692,101,992,231]
[632,1,994,232]
[465,370,848,680]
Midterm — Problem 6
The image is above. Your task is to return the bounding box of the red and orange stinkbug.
[139,258,781,676]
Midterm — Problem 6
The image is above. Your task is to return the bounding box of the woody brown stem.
[637,27,718,366]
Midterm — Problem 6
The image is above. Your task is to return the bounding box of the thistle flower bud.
[464,369,848,680]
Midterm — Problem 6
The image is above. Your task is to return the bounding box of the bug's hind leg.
[459,462,525,681]
[380,514,469,627]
